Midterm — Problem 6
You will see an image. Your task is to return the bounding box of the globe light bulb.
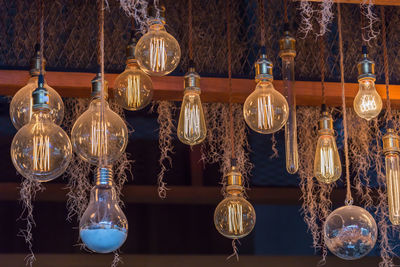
[10,47,64,130]
[314,107,342,184]
[114,33,154,111]
[214,165,256,239]
[71,73,128,165]
[279,26,298,174]
[10,75,72,182]
[177,63,206,145]
[324,205,377,260]
[383,129,400,225]
[135,6,181,76]
[353,46,382,120]
[80,166,128,253]
[243,53,289,134]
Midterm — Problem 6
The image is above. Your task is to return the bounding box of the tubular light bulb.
[10,47,64,130]
[279,26,298,174]
[71,73,128,165]
[353,46,382,120]
[135,6,181,76]
[214,165,256,239]
[177,63,206,145]
[313,107,341,184]
[114,33,154,111]
[243,53,288,134]
[80,167,128,253]
[383,129,400,225]
[10,75,72,182]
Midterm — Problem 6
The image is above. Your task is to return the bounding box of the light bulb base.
[255,54,273,82]
[184,66,200,92]
[126,32,138,61]
[30,46,46,77]
[318,111,334,134]
[32,74,50,111]
[91,72,109,99]
[383,129,400,154]
[96,166,114,186]
[357,49,376,81]
[226,166,243,194]
[279,30,296,58]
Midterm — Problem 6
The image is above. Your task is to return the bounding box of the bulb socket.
[96,166,114,186]
[32,74,50,111]
[126,31,138,63]
[255,54,273,82]
[184,65,200,93]
[30,45,46,76]
[148,4,166,24]
[383,129,400,154]
[318,111,334,135]
[91,72,109,99]
[279,28,296,58]
[226,165,243,194]
[357,46,376,81]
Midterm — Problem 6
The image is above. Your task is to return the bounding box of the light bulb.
[177,64,206,145]
[313,107,341,184]
[10,75,72,182]
[214,166,256,239]
[324,205,377,260]
[353,46,382,120]
[71,73,128,165]
[279,27,298,174]
[135,6,181,76]
[114,34,154,111]
[243,54,288,134]
[383,129,400,225]
[10,48,64,130]
[80,167,128,253]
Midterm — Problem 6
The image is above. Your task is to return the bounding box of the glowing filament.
[320,144,335,179]
[91,120,108,158]
[33,134,50,172]
[127,75,141,109]
[258,95,274,129]
[228,202,243,235]
[150,37,166,72]
[359,95,377,113]
[183,101,201,141]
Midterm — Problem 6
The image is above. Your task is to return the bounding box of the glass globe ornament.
[10,75,72,182]
[80,167,128,253]
[135,6,181,76]
[10,49,64,130]
[243,54,288,134]
[71,73,128,165]
[114,34,154,111]
[324,205,377,260]
[214,165,256,239]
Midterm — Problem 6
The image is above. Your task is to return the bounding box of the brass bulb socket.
[30,52,46,76]
[184,67,200,91]
[148,4,166,24]
[96,166,114,186]
[357,54,376,81]
[279,31,296,58]
[383,129,400,154]
[91,73,109,99]
[318,111,334,134]
[126,39,137,60]
[225,166,244,195]
[255,54,273,82]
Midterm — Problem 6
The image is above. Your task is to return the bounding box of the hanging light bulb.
[279,24,298,174]
[324,204,377,260]
[80,166,128,253]
[114,32,154,111]
[9,45,64,130]
[214,163,256,239]
[177,61,206,145]
[383,128,400,225]
[313,105,341,184]
[243,48,289,134]
[71,72,128,165]
[10,75,72,182]
[353,46,382,120]
[135,5,181,76]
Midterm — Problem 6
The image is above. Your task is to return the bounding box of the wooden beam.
[1,70,399,107]
[297,0,400,6]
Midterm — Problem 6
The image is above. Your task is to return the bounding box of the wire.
[226,0,235,162]
[380,6,391,122]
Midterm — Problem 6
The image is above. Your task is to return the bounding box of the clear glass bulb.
[214,192,256,239]
[243,81,289,134]
[324,205,377,260]
[353,79,382,120]
[10,110,72,182]
[80,168,128,253]
[135,21,181,76]
[10,76,64,130]
[71,98,128,165]
[114,61,154,111]
[385,152,400,224]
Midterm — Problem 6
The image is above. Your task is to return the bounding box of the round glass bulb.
[353,79,382,120]
[324,205,377,260]
[243,81,289,134]
[135,22,181,76]
[10,76,64,130]
[10,110,72,182]
[80,184,128,253]
[214,194,256,239]
[71,99,128,165]
[114,62,154,111]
